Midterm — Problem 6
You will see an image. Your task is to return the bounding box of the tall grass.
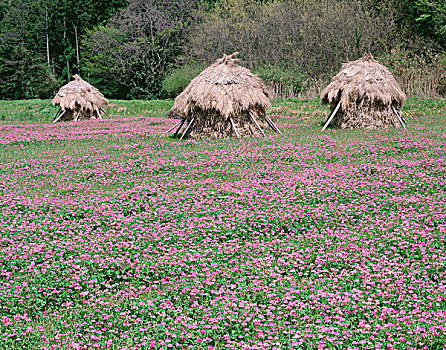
[0,97,444,127]
[0,100,174,124]
[380,49,446,98]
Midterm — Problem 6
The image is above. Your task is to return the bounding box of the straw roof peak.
[52,75,108,122]
[361,52,375,62]
[52,75,108,111]
[168,52,275,138]
[321,52,406,109]
[172,52,270,119]
[320,52,406,129]
[214,52,240,67]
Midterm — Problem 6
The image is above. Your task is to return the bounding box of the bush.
[187,0,400,78]
[161,63,205,98]
[378,49,446,98]
[82,0,198,99]
[185,0,446,98]
[253,64,307,99]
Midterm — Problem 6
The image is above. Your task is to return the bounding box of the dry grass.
[321,53,406,129]
[52,75,108,121]
[171,53,273,138]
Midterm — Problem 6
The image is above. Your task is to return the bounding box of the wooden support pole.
[74,110,80,121]
[265,116,276,132]
[322,101,341,131]
[401,114,407,125]
[229,117,240,138]
[180,117,195,141]
[265,115,282,134]
[248,111,265,137]
[392,105,406,130]
[173,118,186,136]
[400,110,407,125]
[100,108,111,119]
[53,110,66,123]
[161,119,184,137]
[52,108,61,121]
[96,108,102,119]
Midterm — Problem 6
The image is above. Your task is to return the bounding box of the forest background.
[0,0,445,101]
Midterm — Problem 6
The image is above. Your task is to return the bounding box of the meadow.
[0,98,446,349]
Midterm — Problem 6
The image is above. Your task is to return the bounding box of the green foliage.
[0,0,445,100]
[364,0,446,48]
[187,0,401,88]
[81,26,130,98]
[253,64,308,96]
[402,0,446,46]
[82,0,197,99]
[0,42,57,99]
[161,64,205,98]
[0,0,127,99]
[0,0,54,98]
[46,0,127,80]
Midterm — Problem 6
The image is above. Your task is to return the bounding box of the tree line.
[0,0,445,100]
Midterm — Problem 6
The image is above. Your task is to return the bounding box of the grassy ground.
[0,99,174,124]
[1,97,445,125]
[0,98,445,349]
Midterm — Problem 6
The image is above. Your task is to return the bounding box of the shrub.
[161,63,205,98]
[253,64,307,99]
[187,0,399,78]
[379,49,446,98]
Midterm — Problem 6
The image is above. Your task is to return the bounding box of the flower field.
[0,99,446,349]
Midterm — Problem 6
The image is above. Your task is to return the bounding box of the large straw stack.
[321,53,407,130]
[52,75,108,122]
[167,53,280,139]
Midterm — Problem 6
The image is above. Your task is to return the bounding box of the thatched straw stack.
[321,53,407,130]
[52,75,108,122]
[168,53,278,139]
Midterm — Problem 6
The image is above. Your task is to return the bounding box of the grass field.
[0,98,446,349]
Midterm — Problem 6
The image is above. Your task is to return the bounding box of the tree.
[0,0,127,99]
[187,0,399,76]
[0,0,57,98]
[82,0,198,99]
[404,0,446,47]
[364,0,446,49]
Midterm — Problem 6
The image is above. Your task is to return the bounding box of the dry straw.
[321,53,407,130]
[168,52,280,139]
[52,75,108,122]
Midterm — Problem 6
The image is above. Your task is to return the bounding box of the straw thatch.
[169,53,275,139]
[52,75,108,122]
[321,53,406,129]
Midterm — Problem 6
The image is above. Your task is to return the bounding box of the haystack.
[321,53,407,130]
[165,53,280,139]
[52,75,108,122]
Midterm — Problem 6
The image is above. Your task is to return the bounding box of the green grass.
[0,99,174,124]
[0,97,445,349]
[0,97,444,202]
[0,97,444,168]
[1,97,444,125]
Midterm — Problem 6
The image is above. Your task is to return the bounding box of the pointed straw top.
[171,52,271,118]
[321,53,406,110]
[52,75,108,112]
